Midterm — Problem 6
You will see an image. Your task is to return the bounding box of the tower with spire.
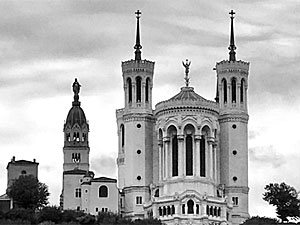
[116,10,155,219]
[62,78,91,210]
[216,10,250,225]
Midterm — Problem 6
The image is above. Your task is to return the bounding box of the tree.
[7,175,49,209]
[263,182,300,222]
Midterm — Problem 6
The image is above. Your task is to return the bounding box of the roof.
[7,160,39,169]
[63,169,94,177]
[167,87,208,102]
[0,193,10,200]
[65,105,87,127]
[155,86,219,115]
[92,177,117,183]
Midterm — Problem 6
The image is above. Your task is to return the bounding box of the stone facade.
[116,11,250,225]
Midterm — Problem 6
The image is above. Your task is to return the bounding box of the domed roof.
[167,87,207,102]
[155,86,219,115]
[66,104,87,127]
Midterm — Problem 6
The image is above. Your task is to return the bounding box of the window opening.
[200,136,206,177]
[99,185,108,197]
[75,188,81,198]
[222,79,227,103]
[136,76,141,102]
[187,200,194,214]
[127,78,132,103]
[232,78,236,103]
[186,135,193,176]
[172,135,178,176]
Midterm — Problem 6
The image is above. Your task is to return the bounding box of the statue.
[182,59,191,87]
[72,78,81,96]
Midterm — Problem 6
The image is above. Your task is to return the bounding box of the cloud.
[90,155,117,178]
[249,146,286,168]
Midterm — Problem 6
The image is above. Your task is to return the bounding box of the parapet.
[122,59,155,74]
[216,60,249,75]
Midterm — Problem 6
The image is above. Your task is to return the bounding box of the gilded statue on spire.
[182,59,191,87]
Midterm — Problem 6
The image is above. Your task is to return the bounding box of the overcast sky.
[0,0,300,218]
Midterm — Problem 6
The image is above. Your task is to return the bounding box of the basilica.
[61,10,250,225]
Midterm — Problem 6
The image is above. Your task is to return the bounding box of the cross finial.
[135,10,141,19]
[229,9,235,18]
[182,59,191,87]
[134,10,142,60]
[228,9,237,61]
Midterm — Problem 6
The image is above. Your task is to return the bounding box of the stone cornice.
[155,106,219,118]
[219,113,249,123]
[225,186,249,194]
[122,113,156,122]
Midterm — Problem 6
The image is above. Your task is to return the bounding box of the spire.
[134,10,142,60]
[72,78,81,106]
[228,10,237,61]
[182,59,191,87]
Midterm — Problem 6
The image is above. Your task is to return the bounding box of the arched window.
[185,124,195,176]
[136,76,142,102]
[145,78,150,102]
[120,124,125,147]
[200,126,210,177]
[231,78,237,103]
[99,185,108,198]
[222,78,227,103]
[172,135,178,177]
[241,78,245,103]
[127,78,132,103]
[187,200,194,214]
[168,125,178,177]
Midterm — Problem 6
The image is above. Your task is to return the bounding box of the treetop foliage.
[7,175,49,210]
[263,182,300,222]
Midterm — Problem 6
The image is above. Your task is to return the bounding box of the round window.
[232,124,237,129]
[233,176,237,182]
[137,124,141,128]
[137,176,141,180]
[233,150,237,155]
[137,150,141,154]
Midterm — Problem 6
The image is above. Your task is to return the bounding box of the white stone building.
[61,79,118,215]
[116,10,250,225]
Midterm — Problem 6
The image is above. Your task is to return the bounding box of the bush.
[242,216,280,225]
[78,214,96,225]
[37,206,62,223]
[4,208,36,224]
[61,210,85,223]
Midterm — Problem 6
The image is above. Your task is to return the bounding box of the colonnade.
[158,134,217,181]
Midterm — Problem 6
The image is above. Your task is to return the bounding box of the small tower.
[63,78,90,171]
[216,10,250,225]
[116,10,155,219]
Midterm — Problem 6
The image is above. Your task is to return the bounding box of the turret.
[216,10,250,225]
[121,10,155,113]
[116,10,156,219]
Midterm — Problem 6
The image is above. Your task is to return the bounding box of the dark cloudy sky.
[0,0,300,218]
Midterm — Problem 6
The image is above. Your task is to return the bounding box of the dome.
[66,104,87,127]
[155,86,219,115]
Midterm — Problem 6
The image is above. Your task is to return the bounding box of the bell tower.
[116,10,155,219]
[63,78,90,172]
[216,10,250,225]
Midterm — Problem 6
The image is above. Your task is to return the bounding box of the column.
[153,204,157,218]
[175,203,180,216]
[237,84,241,108]
[132,83,136,107]
[124,84,127,107]
[178,135,184,177]
[163,137,170,179]
[142,83,145,107]
[195,135,201,177]
[193,203,197,215]
[213,144,217,181]
[202,202,207,216]
[208,137,214,180]
[158,140,163,181]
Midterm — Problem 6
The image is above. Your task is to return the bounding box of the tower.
[216,10,250,224]
[116,10,155,219]
[62,79,90,210]
[63,78,90,172]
